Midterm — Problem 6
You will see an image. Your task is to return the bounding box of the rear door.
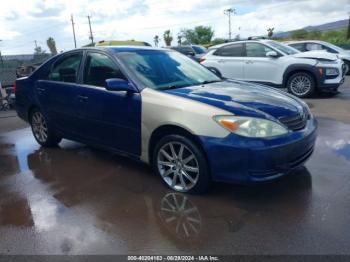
[35,51,84,137]
[211,43,245,79]
[75,51,141,155]
[243,42,282,85]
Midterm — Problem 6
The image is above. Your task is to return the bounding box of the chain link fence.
[0,54,51,87]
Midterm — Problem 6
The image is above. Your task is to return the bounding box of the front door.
[243,42,281,85]
[76,51,141,156]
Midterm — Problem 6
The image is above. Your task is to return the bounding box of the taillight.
[13,81,16,93]
[199,57,206,63]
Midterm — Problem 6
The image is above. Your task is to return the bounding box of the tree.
[153,35,159,47]
[233,34,240,41]
[33,45,47,63]
[181,26,214,45]
[211,38,226,45]
[177,34,183,45]
[46,37,58,55]
[308,30,322,39]
[163,30,173,46]
[291,29,308,39]
[267,27,274,38]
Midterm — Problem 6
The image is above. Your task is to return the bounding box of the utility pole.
[87,15,94,44]
[34,40,38,49]
[71,14,77,48]
[224,8,235,40]
[347,14,350,40]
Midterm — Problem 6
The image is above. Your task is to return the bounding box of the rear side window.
[214,44,244,57]
[290,43,306,52]
[48,52,82,83]
[83,52,126,87]
[305,43,337,54]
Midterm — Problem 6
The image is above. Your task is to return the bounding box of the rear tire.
[287,72,315,98]
[153,134,210,194]
[29,108,61,147]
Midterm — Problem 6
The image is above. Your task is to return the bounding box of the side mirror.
[266,51,279,58]
[105,78,136,92]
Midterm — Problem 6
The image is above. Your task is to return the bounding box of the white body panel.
[202,40,343,86]
[140,88,231,163]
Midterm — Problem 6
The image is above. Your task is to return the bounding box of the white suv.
[284,40,350,75]
[201,40,345,98]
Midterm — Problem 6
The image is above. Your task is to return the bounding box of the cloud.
[0,0,349,55]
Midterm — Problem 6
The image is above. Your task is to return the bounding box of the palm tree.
[177,34,183,46]
[46,37,58,55]
[153,35,159,47]
[163,30,173,46]
[267,28,275,39]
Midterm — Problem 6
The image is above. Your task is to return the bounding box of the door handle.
[245,60,253,64]
[77,95,88,102]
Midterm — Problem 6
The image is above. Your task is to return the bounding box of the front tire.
[153,135,210,194]
[344,60,350,76]
[287,72,315,98]
[30,108,61,147]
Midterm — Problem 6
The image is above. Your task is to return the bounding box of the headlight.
[325,68,339,76]
[213,115,288,138]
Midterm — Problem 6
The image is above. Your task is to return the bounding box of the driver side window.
[83,52,126,87]
[246,43,273,57]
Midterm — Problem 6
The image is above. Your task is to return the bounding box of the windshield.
[321,42,344,53]
[116,50,221,90]
[267,41,299,55]
[192,45,207,54]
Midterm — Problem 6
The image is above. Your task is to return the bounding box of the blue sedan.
[15,46,317,193]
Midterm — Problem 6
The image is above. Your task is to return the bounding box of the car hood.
[164,80,305,120]
[292,50,338,61]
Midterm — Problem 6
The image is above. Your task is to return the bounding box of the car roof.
[62,45,167,54]
[285,40,326,44]
[209,39,270,50]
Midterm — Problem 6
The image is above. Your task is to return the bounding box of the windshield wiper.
[158,84,187,90]
[200,79,222,85]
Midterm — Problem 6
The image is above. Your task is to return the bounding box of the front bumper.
[317,62,345,92]
[199,117,318,184]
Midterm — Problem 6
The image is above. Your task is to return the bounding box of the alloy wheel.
[31,111,48,143]
[157,142,200,192]
[290,75,312,96]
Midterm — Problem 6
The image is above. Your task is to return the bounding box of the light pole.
[224,8,235,40]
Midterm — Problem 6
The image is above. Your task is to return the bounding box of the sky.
[0,0,349,55]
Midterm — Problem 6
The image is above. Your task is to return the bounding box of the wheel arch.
[27,104,40,122]
[148,124,209,168]
[283,64,320,88]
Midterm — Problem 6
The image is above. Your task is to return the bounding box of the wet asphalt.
[0,79,350,255]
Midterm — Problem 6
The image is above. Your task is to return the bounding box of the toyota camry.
[15,46,317,193]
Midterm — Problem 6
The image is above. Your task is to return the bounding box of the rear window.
[213,43,244,57]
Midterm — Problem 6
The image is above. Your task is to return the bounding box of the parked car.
[284,40,350,75]
[201,39,345,98]
[168,45,206,61]
[16,46,317,193]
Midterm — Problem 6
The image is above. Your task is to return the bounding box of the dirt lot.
[0,78,349,255]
